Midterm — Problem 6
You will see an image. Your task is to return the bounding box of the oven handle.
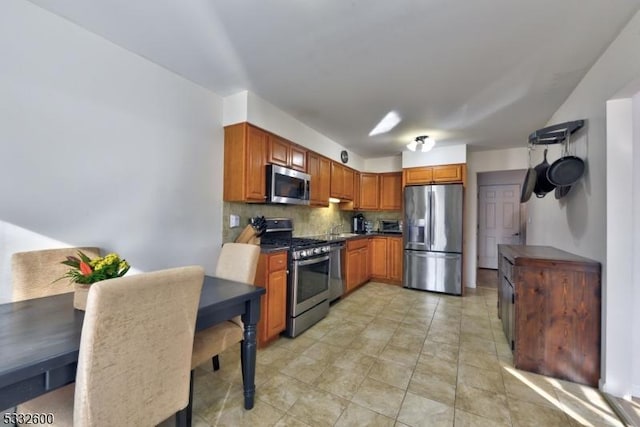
[292,254,330,267]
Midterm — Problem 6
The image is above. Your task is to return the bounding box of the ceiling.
[28,0,640,158]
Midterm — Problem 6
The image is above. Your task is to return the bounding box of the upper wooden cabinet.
[403,164,466,186]
[268,135,307,172]
[330,162,355,200]
[359,173,379,210]
[307,152,331,207]
[224,123,268,202]
[379,172,402,210]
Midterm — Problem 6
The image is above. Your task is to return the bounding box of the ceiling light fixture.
[369,111,401,136]
[407,135,435,152]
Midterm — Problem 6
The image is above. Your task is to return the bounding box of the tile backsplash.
[223,202,402,242]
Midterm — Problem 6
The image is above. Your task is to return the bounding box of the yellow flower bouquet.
[57,250,130,285]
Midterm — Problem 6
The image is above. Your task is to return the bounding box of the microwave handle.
[305,180,310,200]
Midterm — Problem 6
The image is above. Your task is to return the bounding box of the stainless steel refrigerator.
[404,184,463,295]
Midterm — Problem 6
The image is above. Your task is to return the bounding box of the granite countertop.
[259,232,403,253]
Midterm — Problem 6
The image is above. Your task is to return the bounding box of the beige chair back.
[11,247,102,302]
[74,266,204,426]
[215,243,260,283]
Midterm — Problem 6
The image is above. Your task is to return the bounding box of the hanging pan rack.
[528,120,584,145]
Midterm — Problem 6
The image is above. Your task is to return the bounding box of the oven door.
[290,254,330,316]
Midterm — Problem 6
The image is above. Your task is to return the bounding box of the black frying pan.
[547,129,585,186]
[534,149,556,198]
[520,167,537,203]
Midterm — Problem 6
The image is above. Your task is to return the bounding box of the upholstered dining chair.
[18,266,204,427]
[11,247,102,302]
[190,243,261,372]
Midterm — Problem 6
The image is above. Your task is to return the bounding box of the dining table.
[0,275,265,423]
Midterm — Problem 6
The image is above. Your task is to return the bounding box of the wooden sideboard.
[497,245,601,386]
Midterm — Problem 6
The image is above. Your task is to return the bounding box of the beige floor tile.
[457,349,502,373]
[273,414,312,427]
[387,330,425,353]
[426,329,460,346]
[287,388,348,427]
[301,340,342,363]
[334,402,395,427]
[555,387,624,426]
[502,369,561,409]
[314,364,368,400]
[379,344,420,367]
[351,377,406,419]
[193,371,244,415]
[457,363,505,394]
[368,359,413,390]
[361,324,398,342]
[203,398,284,427]
[397,392,455,427]
[281,354,328,384]
[420,340,459,363]
[275,335,317,354]
[257,373,311,411]
[331,349,377,376]
[459,335,497,355]
[508,399,572,427]
[454,409,510,427]
[408,370,456,406]
[349,335,389,356]
[414,356,458,384]
[455,384,511,425]
[460,327,495,342]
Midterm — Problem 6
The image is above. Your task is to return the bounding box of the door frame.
[476,170,528,269]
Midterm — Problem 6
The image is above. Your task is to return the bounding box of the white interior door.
[478,184,522,269]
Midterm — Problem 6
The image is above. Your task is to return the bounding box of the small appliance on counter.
[352,213,366,234]
[379,219,403,234]
[364,221,374,234]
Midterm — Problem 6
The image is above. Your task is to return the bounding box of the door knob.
[512,232,520,236]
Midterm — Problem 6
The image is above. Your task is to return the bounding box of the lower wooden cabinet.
[498,244,601,386]
[370,236,403,284]
[254,251,288,347]
[344,238,369,292]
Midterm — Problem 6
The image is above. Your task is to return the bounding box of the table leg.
[240,323,256,409]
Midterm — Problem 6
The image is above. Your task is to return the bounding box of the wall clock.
[340,150,349,164]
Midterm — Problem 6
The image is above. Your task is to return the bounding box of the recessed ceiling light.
[369,111,401,136]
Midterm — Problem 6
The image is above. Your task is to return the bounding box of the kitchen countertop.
[258,232,403,253]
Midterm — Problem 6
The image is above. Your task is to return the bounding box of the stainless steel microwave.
[379,219,403,234]
[266,164,310,205]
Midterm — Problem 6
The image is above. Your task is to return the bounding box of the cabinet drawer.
[501,256,514,283]
[269,252,288,271]
[347,238,369,251]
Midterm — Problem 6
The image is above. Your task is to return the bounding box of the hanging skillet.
[547,129,585,186]
[533,148,556,198]
[520,144,537,203]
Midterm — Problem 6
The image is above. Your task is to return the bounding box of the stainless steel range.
[260,218,330,337]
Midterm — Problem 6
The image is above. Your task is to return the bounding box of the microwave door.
[404,185,430,250]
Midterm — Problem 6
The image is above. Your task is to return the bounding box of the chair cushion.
[17,384,74,426]
[191,321,243,369]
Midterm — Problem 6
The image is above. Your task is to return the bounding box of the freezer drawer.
[403,250,462,295]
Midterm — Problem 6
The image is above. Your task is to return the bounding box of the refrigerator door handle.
[429,190,434,249]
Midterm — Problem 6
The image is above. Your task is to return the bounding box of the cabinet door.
[266,268,287,338]
[388,237,403,283]
[343,167,355,200]
[268,135,290,167]
[308,152,330,207]
[432,164,463,183]
[403,167,433,186]
[360,246,369,285]
[345,249,360,292]
[370,237,388,278]
[379,173,402,210]
[359,173,379,210]
[246,126,268,201]
[290,145,307,172]
[330,162,346,199]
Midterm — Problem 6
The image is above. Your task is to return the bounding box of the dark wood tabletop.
[0,275,265,412]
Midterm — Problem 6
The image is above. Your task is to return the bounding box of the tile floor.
[185,275,624,427]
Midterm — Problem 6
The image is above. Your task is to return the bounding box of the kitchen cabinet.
[359,173,379,210]
[379,172,402,211]
[498,245,601,386]
[307,152,331,207]
[224,122,268,202]
[370,235,403,285]
[254,250,288,347]
[344,238,369,292]
[268,134,307,172]
[403,164,465,186]
[330,162,355,200]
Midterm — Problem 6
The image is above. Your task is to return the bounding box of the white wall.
[527,10,640,398]
[465,148,529,287]
[0,0,224,302]
[401,144,467,168]
[363,156,402,173]
[634,91,640,398]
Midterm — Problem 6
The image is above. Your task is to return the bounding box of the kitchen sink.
[324,233,360,240]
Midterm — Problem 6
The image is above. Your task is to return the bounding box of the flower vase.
[73,283,91,311]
